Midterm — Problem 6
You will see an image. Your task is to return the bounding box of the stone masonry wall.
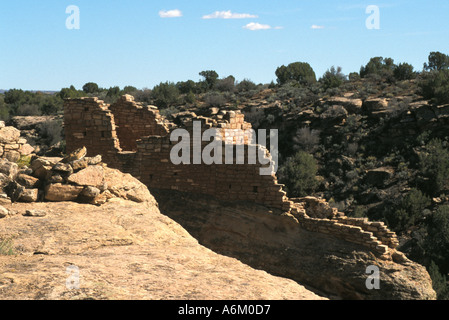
[109,95,171,151]
[64,95,399,257]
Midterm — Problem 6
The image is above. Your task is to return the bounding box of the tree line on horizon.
[0,51,448,121]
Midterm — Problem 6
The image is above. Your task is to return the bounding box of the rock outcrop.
[152,189,436,300]
[2,147,154,206]
[0,196,324,300]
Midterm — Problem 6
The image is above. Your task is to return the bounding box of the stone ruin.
[63,95,400,257]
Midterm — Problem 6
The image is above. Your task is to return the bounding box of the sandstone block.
[44,183,83,202]
[68,165,104,187]
[0,127,20,144]
[0,159,18,180]
[4,151,21,163]
[16,174,40,188]
[19,189,39,203]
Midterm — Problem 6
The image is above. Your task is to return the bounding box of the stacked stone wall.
[109,95,170,151]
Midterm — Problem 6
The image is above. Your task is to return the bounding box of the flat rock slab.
[67,166,104,187]
[0,200,325,300]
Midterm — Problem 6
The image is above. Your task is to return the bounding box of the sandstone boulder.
[0,205,8,218]
[363,98,389,113]
[18,144,35,156]
[325,97,363,114]
[16,174,40,189]
[44,183,84,202]
[0,159,18,180]
[18,189,39,203]
[67,165,104,188]
[4,151,21,163]
[103,167,155,204]
[293,196,338,219]
[0,127,20,144]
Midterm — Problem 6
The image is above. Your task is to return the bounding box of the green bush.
[424,51,449,71]
[424,206,449,278]
[385,188,430,232]
[428,260,449,300]
[151,82,180,109]
[393,63,416,80]
[419,139,449,195]
[419,69,449,104]
[360,57,396,79]
[320,66,346,90]
[82,82,99,94]
[278,150,318,197]
[275,62,317,86]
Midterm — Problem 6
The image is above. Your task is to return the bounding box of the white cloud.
[311,24,325,29]
[243,22,272,31]
[203,10,258,19]
[159,9,183,18]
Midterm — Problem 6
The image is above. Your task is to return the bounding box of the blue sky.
[0,0,448,91]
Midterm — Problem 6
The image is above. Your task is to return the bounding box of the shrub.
[424,206,449,277]
[360,57,396,79]
[215,76,235,92]
[320,66,347,90]
[82,82,99,94]
[278,150,318,197]
[17,104,41,116]
[236,79,258,93]
[275,62,317,86]
[385,188,430,232]
[38,119,63,146]
[419,139,449,196]
[428,260,449,300]
[424,51,449,71]
[204,92,226,108]
[419,69,449,104]
[293,127,321,152]
[151,82,180,109]
[393,63,416,80]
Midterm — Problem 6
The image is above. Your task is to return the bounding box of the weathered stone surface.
[293,196,338,219]
[0,173,10,188]
[0,205,8,218]
[30,157,63,172]
[44,183,83,202]
[326,97,363,114]
[33,165,53,180]
[363,98,389,113]
[0,200,324,300]
[86,155,102,166]
[16,174,40,189]
[62,146,87,163]
[0,160,18,180]
[70,158,88,171]
[47,173,65,184]
[153,190,436,300]
[52,163,73,174]
[18,144,35,156]
[24,209,46,217]
[67,166,104,187]
[4,151,20,163]
[0,127,20,144]
[103,167,154,204]
[18,189,39,203]
[79,186,101,204]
